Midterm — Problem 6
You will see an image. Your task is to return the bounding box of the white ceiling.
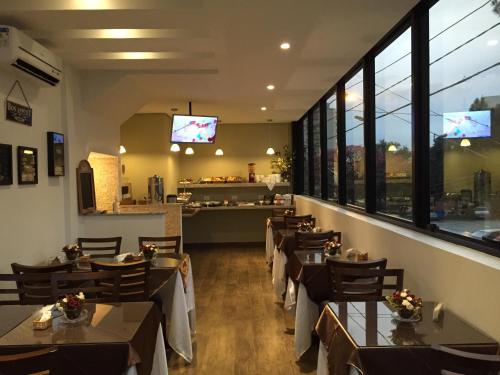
[0,0,419,124]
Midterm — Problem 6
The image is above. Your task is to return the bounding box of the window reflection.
[303,117,310,194]
[312,106,321,197]
[429,0,500,244]
[327,93,339,200]
[375,28,413,220]
[345,69,365,207]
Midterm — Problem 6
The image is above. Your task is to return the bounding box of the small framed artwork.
[47,132,65,176]
[17,146,38,185]
[0,144,13,185]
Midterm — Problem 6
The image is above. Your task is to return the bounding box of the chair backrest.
[77,237,122,257]
[90,261,150,302]
[296,230,341,250]
[10,263,72,305]
[0,347,59,375]
[271,207,296,217]
[284,215,314,230]
[332,267,404,302]
[0,273,59,305]
[138,236,181,255]
[431,344,500,375]
[51,271,121,303]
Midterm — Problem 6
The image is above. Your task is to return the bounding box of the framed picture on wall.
[17,146,38,185]
[47,132,65,176]
[0,144,13,185]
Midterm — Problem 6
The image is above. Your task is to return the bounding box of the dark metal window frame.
[291,0,500,257]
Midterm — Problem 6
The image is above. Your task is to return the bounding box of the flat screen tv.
[443,110,492,139]
[171,114,218,144]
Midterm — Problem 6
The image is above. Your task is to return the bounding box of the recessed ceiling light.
[280,42,290,50]
[266,84,275,91]
[261,106,267,111]
[487,39,498,46]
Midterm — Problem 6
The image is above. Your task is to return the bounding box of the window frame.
[291,0,500,257]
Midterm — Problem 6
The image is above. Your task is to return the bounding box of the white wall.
[295,195,500,341]
[0,65,123,272]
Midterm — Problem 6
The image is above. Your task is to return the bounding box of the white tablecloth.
[284,276,296,311]
[265,222,275,264]
[316,341,329,375]
[157,267,196,363]
[295,282,319,359]
[272,248,287,299]
[125,324,169,375]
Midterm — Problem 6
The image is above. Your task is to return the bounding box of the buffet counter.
[80,203,183,252]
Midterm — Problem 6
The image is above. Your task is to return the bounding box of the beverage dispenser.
[148,175,164,204]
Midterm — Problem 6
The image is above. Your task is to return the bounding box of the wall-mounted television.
[171,114,218,144]
[443,110,492,139]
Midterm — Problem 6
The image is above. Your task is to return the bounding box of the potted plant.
[271,145,293,182]
[386,289,422,320]
[323,240,342,257]
[62,244,82,261]
[57,293,85,320]
[140,244,159,260]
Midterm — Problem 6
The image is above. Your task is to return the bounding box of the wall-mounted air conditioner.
[0,25,63,86]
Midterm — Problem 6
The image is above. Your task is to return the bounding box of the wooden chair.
[11,263,72,305]
[138,236,181,255]
[77,237,122,258]
[332,267,404,302]
[91,261,150,302]
[51,271,121,303]
[326,258,388,301]
[0,347,59,375]
[284,215,315,230]
[431,345,500,375]
[271,207,296,217]
[0,274,60,305]
[296,230,341,250]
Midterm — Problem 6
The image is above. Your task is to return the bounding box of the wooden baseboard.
[184,241,265,250]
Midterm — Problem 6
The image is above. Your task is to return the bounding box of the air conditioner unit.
[0,25,63,86]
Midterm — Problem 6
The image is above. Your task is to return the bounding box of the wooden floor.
[168,246,318,374]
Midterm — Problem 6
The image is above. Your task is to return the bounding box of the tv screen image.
[171,115,218,144]
[443,110,491,139]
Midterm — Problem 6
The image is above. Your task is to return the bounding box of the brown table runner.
[0,302,160,375]
[316,301,499,375]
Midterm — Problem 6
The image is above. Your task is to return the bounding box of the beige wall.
[88,152,120,211]
[120,113,180,199]
[178,122,291,180]
[295,195,500,341]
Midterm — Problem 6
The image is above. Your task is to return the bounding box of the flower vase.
[64,307,82,320]
[65,252,78,261]
[397,308,415,320]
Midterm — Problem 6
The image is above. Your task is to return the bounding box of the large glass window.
[303,116,310,194]
[345,69,365,207]
[375,28,413,220]
[429,0,500,245]
[312,106,321,197]
[326,93,339,200]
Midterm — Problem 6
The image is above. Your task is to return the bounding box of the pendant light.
[387,144,398,152]
[185,147,194,155]
[119,145,127,154]
[215,148,224,156]
[460,138,471,147]
[266,119,275,155]
[170,143,180,152]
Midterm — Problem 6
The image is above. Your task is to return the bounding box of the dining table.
[315,301,499,375]
[0,302,167,375]
[52,253,197,363]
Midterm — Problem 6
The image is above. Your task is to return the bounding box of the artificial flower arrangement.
[140,244,159,260]
[323,240,342,256]
[57,292,85,320]
[297,221,314,232]
[386,289,423,320]
[62,244,82,261]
